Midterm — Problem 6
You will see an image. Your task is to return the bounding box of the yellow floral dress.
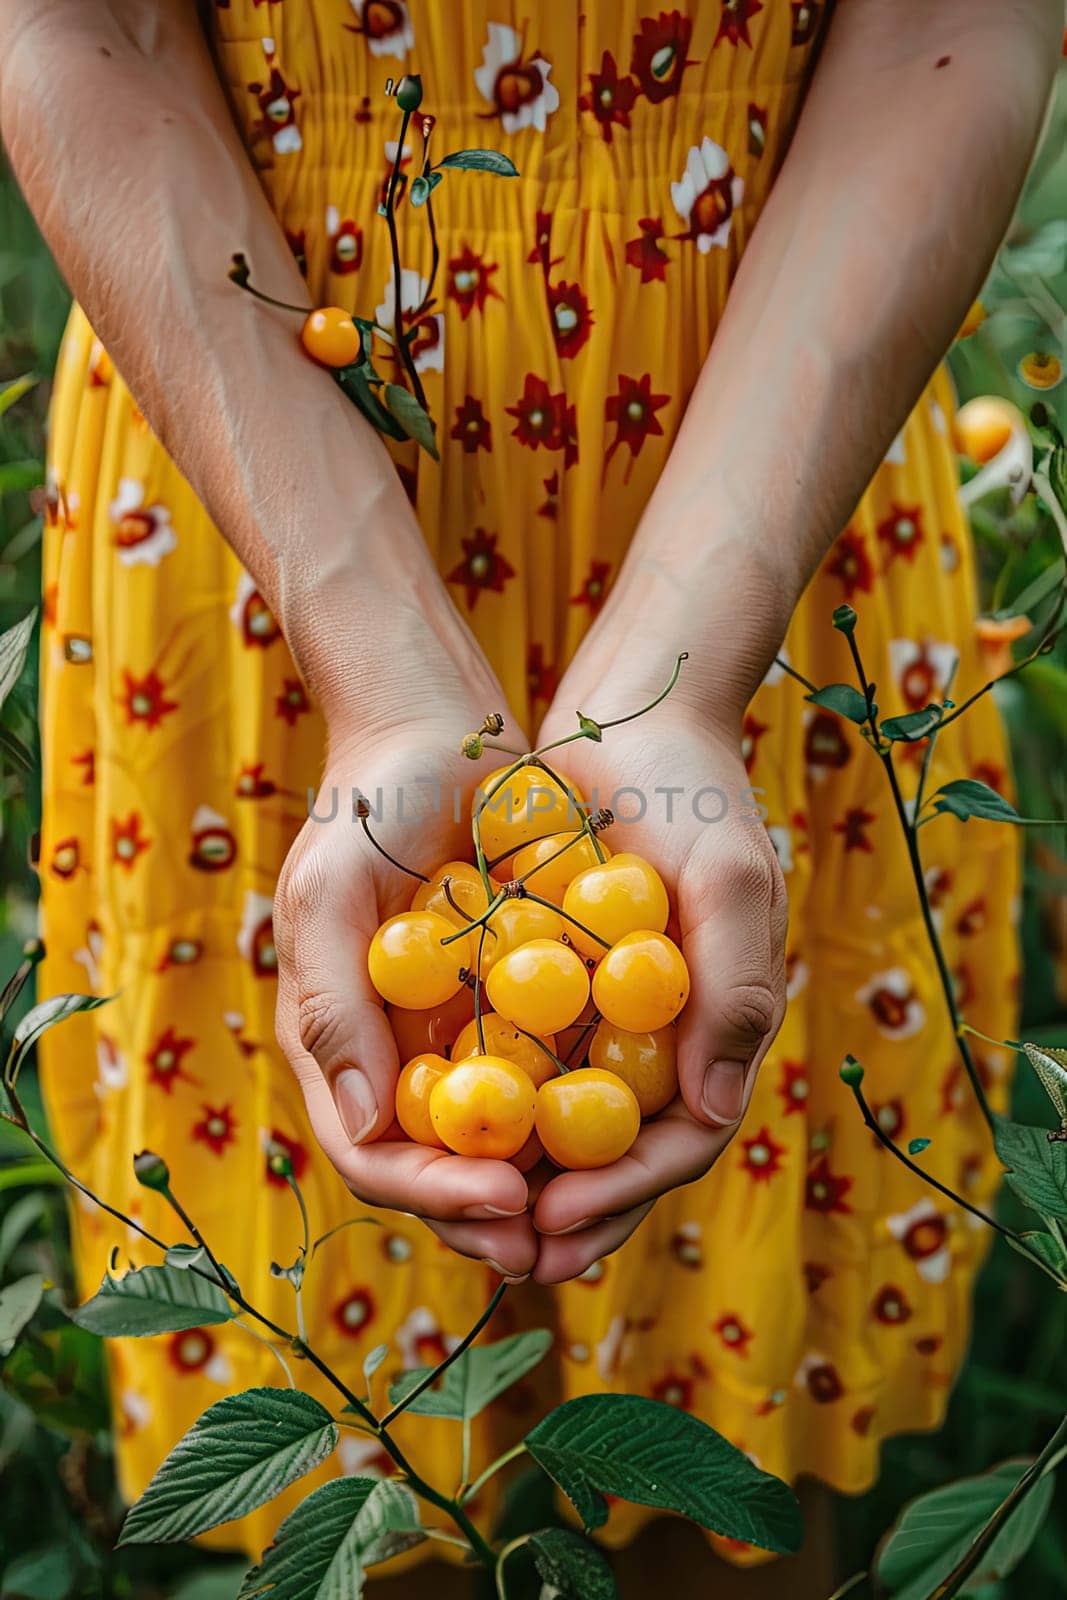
[40,0,1019,1568]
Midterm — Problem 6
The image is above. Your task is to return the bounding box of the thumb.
[676,837,787,1128]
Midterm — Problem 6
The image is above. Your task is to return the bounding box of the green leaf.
[0,373,38,418]
[1,1544,77,1600]
[577,713,603,741]
[805,683,870,724]
[993,1115,1067,1222]
[120,1388,339,1545]
[436,149,519,176]
[526,1528,617,1599]
[1022,1041,1067,1125]
[354,1481,425,1567]
[0,1270,45,1355]
[387,1329,551,1421]
[1010,1229,1067,1275]
[236,1477,413,1600]
[363,1342,389,1388]
[931,779,1021,824]
[875,1458,1055,1600]
[165,1244,209,1271]
[73,1262,235,1337]
[408,174,432,207]
[334,365,406,441]
[524,1394,802,1554]
[908,1138,932,1156]
[881,703,945,741]
[0,607,37,712]
[7,991,114,1087]
[383,384,439,460]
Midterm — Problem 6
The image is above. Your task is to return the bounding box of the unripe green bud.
[395,74,423,111]
[133,1149,171,1192]
[839,1055,864,1087]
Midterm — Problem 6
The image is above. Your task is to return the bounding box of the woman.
[0,0,1056,1588]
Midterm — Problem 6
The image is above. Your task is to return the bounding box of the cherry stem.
[382,106,429,412]
[474,925,488,1055]
[774,656,817,694]
[528,760,605,864]
[510,829,590,890]
[380,1280,507,1428]
[232,279,310,317]
[563,1014,600,1068]
[959,1020,1024,1052]
[357,810,429,883]
[523,889,609,951]
[513,1023,570,1077]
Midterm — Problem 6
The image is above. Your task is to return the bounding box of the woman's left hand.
[528,694,788,1283]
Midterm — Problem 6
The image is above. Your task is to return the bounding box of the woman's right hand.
[272,651,540,1281]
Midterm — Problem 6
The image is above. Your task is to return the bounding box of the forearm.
[0,0,484,727]
[581,0,1058,723]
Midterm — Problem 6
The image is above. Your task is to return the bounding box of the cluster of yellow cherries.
[367,757,691,1171]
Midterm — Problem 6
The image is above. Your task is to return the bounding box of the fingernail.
[702,1060,746,1126]
[538,1217,597,1236]
[483,1258,529,1284]
[334,1068,378,1144]
[462,1202,527,1219]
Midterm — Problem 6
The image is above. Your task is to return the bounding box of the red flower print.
[188,807,237,873]
[955,898,988,937]
[876,503,924,566]
[872,1284,912,1325]
[168,1327,216,1374]
[833,806,877,853]
[285,229,308,277]
[872,1098,906,1143]
[778,1059,810,1116]
[670,1225,703,1269]
[72,750,95,786]
[111,812,151,871]
[713,1313,753,1356]
[739,1125,786,1182]
[236,762,277,800]
[193,1103,237,1156]
[741,713,769,774]
[506,374,569,453]
[804,1361,843,1403]
[888,1199,952,1282]
[265,1128,308,1187]
[538,472,559,519]
[852,1406,876,1435]
[50,837,81,880]
[580,51,638,141]
[527,211,561,274]
[527,643,560,704]
[625,217,670,283]
[826,529,873,598]
[889,638,957,710]
[747,103,767,159]
[560,401,579,468]
[630,12,695,102]
[857,968,925,1039]
[915,1334,944,1356]
[247,67,302,155]
[146,1026,197,1094]
[651,1371,693,1409]
[604,374,669,477]
[714,0,764,50]
[156,937,203,971]
[791,1,822,45]
[333,1287,376,1339]
[328,219,363,276]
[451,396,493,454]
[548,281,594,360]
[447,529,516,610]
[120,669,178,730]
[804,1262,832,1293]
[971,761,1006,794]
[446,245,500,319]
[805,1156,852,1214]
[233,576,282,648]
[570,560,612,614]
[275,678,310,727]
[804,711,851,773]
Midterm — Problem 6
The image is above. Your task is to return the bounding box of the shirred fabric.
[39,0,1019,1565]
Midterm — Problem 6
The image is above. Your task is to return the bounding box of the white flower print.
[349,0,414,60]
[671,137,744,254]
[474,22,560,135]
[596,1315,630,1382]
[887,1197,952,1283]
[767,825,793,874]
[883,427,907,465]
[395,1306,459,1368]
[237,890,276,975]
[375,269,445,373]
[96,1035,127,1092]
[888,638,959,709]
[339,1434,388,1477]
[109,478,177,568]
[856,967,926,1040]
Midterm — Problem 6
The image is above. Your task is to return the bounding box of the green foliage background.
[0,80,1064,1600]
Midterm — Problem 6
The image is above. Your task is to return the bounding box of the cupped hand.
[528,696,788,1283]
[272,689,540,1281]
